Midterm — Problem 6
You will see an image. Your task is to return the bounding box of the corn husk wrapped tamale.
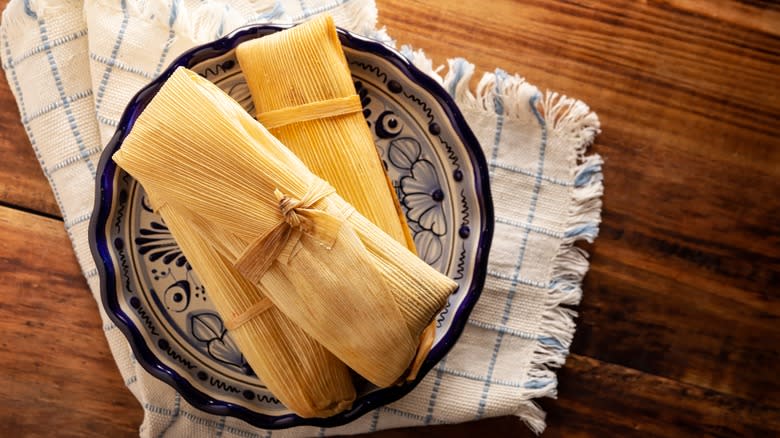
[236,17,451,372]
[112,67,457,387]
[159,206,355,417]
[237,16,413,250]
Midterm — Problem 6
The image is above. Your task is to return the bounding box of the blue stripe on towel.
[94,0,130,111]
[476,92,547,419]
[39,17,96,176]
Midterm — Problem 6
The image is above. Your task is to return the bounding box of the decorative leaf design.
[401,159,447,236]
[208,335,244,368]
[190,312,246,369]
[388,137,422,170]
[414,229,443,265]
[191,312,223,343]
[135,219,189,268]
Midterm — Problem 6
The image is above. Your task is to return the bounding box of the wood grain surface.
[0,206,142,436]
[0,0,778,436]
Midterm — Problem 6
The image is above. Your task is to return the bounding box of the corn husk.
[237,15,414,251]
[160,206,355,418]
[113,67,457,387]
[236,17,451,370]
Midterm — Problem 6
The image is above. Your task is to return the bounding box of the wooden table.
[1,0,778,436]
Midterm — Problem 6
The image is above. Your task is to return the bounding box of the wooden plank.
[572,211,779,404]
[663,0,780,37]
[547,355,779,437]
[0,206,140,436]
[377,0,780,404]
[0,68,60,217]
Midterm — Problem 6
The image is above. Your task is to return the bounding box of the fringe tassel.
[522,92,602,434]
[404,48,602,435]
[368,26,394,46]
[400,45,445,84]
[514,400,547,435]
[1,0,82,32]
[441,58,541,119]
[85,0,247,44]
[314,0,379,37]
[540,92,602,162]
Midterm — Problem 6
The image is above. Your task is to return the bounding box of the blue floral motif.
[385,137,448,264]
[400,159,447,237]
[388,137,421,171]
[190,312,247,371]
[135,218,189,268]
[413,229,443,265]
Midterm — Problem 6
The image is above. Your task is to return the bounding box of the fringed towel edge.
[401,46,603,435]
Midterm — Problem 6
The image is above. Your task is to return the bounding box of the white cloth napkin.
[0,0,602,435]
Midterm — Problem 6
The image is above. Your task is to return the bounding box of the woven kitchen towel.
[0,0,602,435]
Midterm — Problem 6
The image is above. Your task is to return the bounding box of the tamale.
[236,15,414,250]
[236,17,452,368]
[113,67,457,387]
[159,206,355,417]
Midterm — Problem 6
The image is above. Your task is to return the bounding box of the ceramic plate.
[89,24,493,429]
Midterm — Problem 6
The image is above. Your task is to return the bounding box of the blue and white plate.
[89,24,493,429]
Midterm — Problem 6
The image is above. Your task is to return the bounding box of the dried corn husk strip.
[113,67,453,386]
[256,95,362,130]
[156,205,355,418]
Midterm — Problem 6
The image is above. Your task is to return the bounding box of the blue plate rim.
[88,22,494,429]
